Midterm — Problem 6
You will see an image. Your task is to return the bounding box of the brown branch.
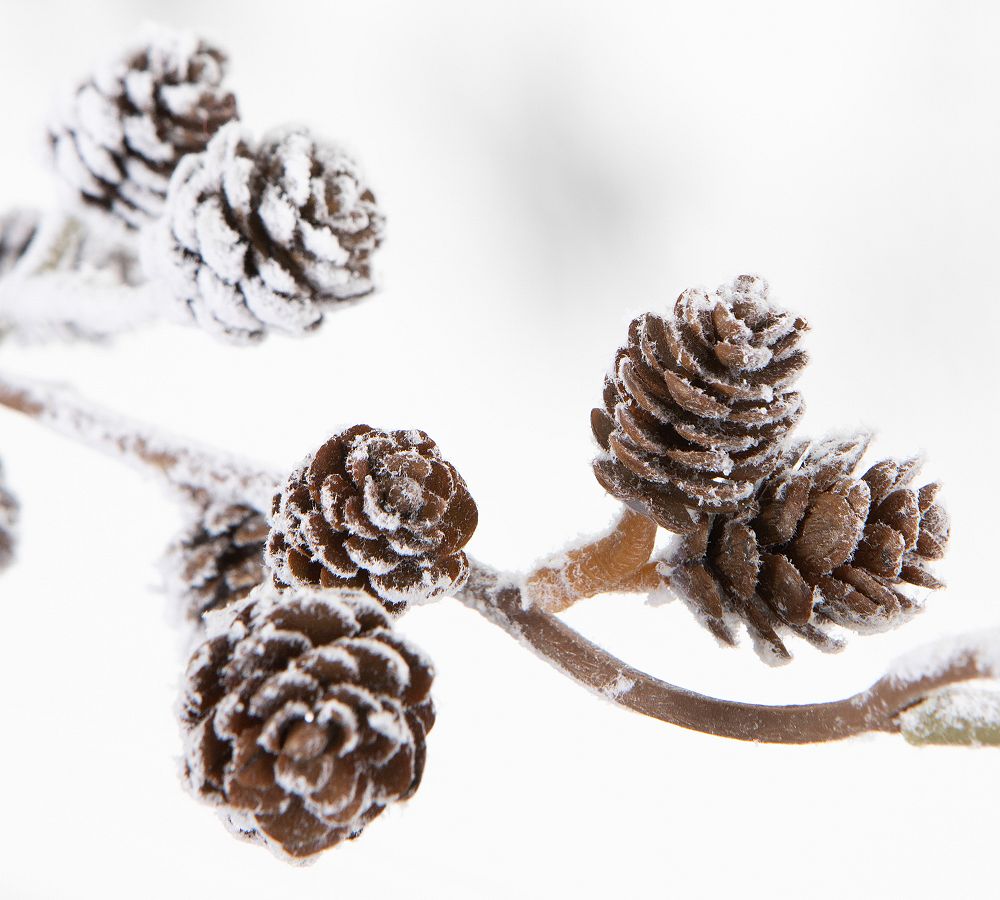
[457,563,997,744]
[524,508,658,612]
[0,371,281,510]
[4,371,997,745]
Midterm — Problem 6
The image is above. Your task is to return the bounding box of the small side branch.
[458,563,999,744]
[4,372,997,746]
[0,371,281,510]
[524,507,659,612]
[0,211,168,341]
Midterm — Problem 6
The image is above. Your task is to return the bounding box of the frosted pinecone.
[48,27,237,230]
[180,583,435,861]
[0,209,39,277]
[268,426,478,615]
[660,435,949,662]
[0,460,17,571]
[593,275,808,532]
[144,123,385,342]
[165,495,268,624]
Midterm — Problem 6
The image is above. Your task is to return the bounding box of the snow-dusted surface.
[888,628,1000,685]
[1,3,999,899]
[898,684,1000,746]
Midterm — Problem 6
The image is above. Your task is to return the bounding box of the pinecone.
[144,123,385,343]
[268,426,478,615]
[660,435,950,662]
[48,27,237,230]
[180,583,435,861]
[592,275,808,533]
[0,209,39,277]
[0,460,17,571]
[165,494,268,623]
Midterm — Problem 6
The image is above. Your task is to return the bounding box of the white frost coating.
[0,370,282,513]
[897,685,1000,745]
[0,210,166,342]
[887,628,1000,685]
[143,122,384,344]
[602,672,636,699]
[48,25,235,232]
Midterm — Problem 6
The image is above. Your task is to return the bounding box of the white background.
[1,1,998,897]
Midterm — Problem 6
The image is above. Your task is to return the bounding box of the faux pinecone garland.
[0,209,39,277]
[592,275,808,533]
[48,27,237,230]
[165,495,268,623]
[268,426,478,614]
[144,122,385,342]
[0,461,17,570]
[181,583,435,861]
[660,435,949,661]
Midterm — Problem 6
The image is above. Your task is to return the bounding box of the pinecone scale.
[268,426,478,614]
[181,584,435,861]
[593,275,809,531]
[660,435,949,661]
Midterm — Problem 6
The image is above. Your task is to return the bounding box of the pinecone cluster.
[0,209,39,277]
[593,275,949,660]
[48,27,237,230]
[144,123,385,342]
[662,436,949,661]
[593,274,808,533]
[268,426,478,615]
[181,583,435,861]
[165,493,268,624]
[0,460,17,571]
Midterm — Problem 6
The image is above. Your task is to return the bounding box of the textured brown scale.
[0,460,17,571]
[150,124,385,342]
[166,493,269,623]
[48,29,237,229]
[658,435,949,662]
[593,275,809,528]
[268,426,478,615]
[180,585,435,861]
[0,209,39,277]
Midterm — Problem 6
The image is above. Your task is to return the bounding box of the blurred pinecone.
[268,426,478,615]
[0,209,39,277]
[592,275,808,532]
[165,494,268,623]
[181,583,435,861]
[48,27,237,230]
[144,123,384,342]
[0,460,17,571]
[660,435,949,662]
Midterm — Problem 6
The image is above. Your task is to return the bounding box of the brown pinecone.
[660,435,949,662]
[165,495,268,623]
[48,27,237,230]
[0,209,39,277]
[181,583,435,861]
[592,275,808,532]
[0,460,17,571]
[268,426,478,615]
[143,122,385,342]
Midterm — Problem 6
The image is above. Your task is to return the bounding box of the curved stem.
[3,370,997,745]
[0,371,281,510]
[524,507,658,612]
[457,563,999,744]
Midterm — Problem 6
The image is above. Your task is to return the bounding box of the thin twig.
[0,371,281,510]
[456,563,998,744]
[524,507,658,612]
[0,210,168,341]
[2,370,997,745]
